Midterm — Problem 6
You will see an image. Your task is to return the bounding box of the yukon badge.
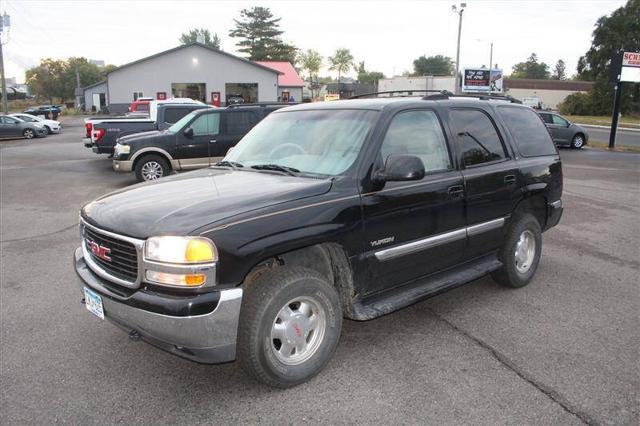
[370,236,395,247]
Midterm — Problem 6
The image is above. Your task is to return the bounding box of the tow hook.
[80,297,86,305]
[128,330,142,341]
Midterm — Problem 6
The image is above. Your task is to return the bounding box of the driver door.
[361,109,466,295]
[547,114,571,145]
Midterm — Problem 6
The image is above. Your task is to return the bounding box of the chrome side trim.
[375,229,467,261]
[374,217,507,261]
[550,199,562,209]
[466,217,505,237]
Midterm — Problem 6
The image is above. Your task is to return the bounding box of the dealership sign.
[620,51,640,83]
[462,68,503,93]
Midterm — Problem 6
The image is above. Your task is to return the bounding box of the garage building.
[101,43,282,113]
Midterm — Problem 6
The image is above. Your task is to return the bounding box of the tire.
[571,134,585,149]
[491,213,542,288]
[237,266,343,388]
[23,128,35,139]
[134,154,170,182]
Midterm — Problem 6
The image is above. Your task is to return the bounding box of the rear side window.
[497,106,556,157]
[551,114,569,126]
[163,108,191,124]
[450,109,506,167]
[225,111,255,135]
[539,113,553,124]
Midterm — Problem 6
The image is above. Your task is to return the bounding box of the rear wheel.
[134,154,170,182]
[238,266,342,388]
[571,134,584,149]
[491,213,542,288]
[23,128,35,139]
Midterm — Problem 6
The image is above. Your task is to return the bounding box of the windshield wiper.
[250,163,300,176]
[214,160,244,169]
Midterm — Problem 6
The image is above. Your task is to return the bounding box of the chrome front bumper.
[74,247,243,364]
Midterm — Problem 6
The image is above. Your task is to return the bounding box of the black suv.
[112,104,286,181]
[75,94,563,388]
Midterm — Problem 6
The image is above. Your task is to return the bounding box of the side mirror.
[183,127,194,138]
[373,154,425,183]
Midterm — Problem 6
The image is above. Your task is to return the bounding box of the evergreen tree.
[179,28,221,50]
[552,59,567,80]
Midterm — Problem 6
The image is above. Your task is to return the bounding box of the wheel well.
[574,132,584,140]
[133,151,172,171]
[513,194,547,229]
[242,243,357,319]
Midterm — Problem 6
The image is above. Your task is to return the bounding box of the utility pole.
[0,11,10,114]
[452,3,466,94]
[75,67,81,109]
[488,42,493,96]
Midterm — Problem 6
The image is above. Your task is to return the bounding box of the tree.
[328,48,354,86]
[511,53,550,79]
[229,7,297,63]
[411,55,454,76]
[570,0,639,114]
[179,28,221,50]
[298,49,322,98]
[356,61,385,86]
[25,59,69,103]
[552,59,567,80]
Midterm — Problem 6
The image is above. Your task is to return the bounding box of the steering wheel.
[269,143,307,157]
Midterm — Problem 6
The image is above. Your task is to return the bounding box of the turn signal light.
[145,270,206,287]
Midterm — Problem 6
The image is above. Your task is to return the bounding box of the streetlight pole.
[488,42,493,96]
[452,3,466,94]
[0,12,9,114]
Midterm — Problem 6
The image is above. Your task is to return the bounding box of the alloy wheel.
[141,161,163,181]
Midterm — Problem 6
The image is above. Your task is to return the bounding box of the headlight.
[114,143,130,155]
[145,236,216,264]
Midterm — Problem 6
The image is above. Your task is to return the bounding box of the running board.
[350,254,502,321]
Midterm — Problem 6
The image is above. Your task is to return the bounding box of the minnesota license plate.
[84,287,104,320]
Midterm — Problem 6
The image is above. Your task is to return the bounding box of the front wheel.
[238,266,342,388]
[491,213,542,288]
[571,134,585,149]
[134,154,170,182]
[23,128,35,139]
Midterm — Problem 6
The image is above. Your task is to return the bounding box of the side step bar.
[350,254,502,321]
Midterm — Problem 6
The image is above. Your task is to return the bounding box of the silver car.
[0,115,47,139]
[538,112,589,149]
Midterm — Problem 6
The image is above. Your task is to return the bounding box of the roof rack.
[349,90,451,99]
[423,92,522,104]
[226,102,298,109]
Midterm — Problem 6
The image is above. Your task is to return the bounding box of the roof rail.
[226,102,298,108]
[349,90,451,99]
[423,92,522,104]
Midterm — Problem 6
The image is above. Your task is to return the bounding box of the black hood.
[81,168,333,238]
[119,130,170,144]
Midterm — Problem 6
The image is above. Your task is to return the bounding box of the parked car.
[10,113,61,134]
[84,98,211,155]
[75,94,563,388]
[129,97,154,113]
[24,105,62,120]
[538,112,588,149]
[113,104,288,181]
[0,115,47,139]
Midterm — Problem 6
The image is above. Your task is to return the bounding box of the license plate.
[84,287,104,320]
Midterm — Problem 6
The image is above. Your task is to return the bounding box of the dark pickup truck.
[112,104,287,182]
[75,93,563,388]
[83,99,211,155]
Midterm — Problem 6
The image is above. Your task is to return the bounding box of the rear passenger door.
[176,112,219,169]
[214,110,258,159]
[449,108,520,259]
[362,109,466,294]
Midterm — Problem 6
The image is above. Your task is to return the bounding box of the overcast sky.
[2,0,627,83]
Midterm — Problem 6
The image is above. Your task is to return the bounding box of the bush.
[558,92,595,115]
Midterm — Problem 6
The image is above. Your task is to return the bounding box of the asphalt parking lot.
[1,118,638,425]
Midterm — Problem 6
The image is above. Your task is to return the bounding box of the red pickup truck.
[128,97,154,113]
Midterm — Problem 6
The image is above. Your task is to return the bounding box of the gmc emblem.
[86,239,111,262]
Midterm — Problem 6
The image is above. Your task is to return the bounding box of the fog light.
[145,270,206,287]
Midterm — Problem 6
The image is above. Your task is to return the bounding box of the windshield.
[224,109,377,176]
[168,111,197,133]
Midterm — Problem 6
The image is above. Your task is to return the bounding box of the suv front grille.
[83,225,138,283]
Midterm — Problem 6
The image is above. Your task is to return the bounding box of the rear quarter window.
[497,106,557,157]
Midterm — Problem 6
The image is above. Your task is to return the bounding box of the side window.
[189,115,210,136]
[539,113,553,124]
[207,113,220,134]
[163,108,190,124]
[4,117,18,124]
[497,106,557,157]
[552,115,568,126]
[450,109,506,167]
[380,110,452,173]
[225,111,255,135]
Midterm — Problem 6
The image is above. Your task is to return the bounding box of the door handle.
[448,185,464,198]
[504,175,516,185]
[209,139,217,144]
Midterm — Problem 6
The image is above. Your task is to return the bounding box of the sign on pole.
[620,52,640,83]
[462,68,503,93]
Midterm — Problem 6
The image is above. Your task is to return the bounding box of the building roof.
[504,78,595,91]
[254,61,305,87]
[106,43,282,76]
[82,79,107,91]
